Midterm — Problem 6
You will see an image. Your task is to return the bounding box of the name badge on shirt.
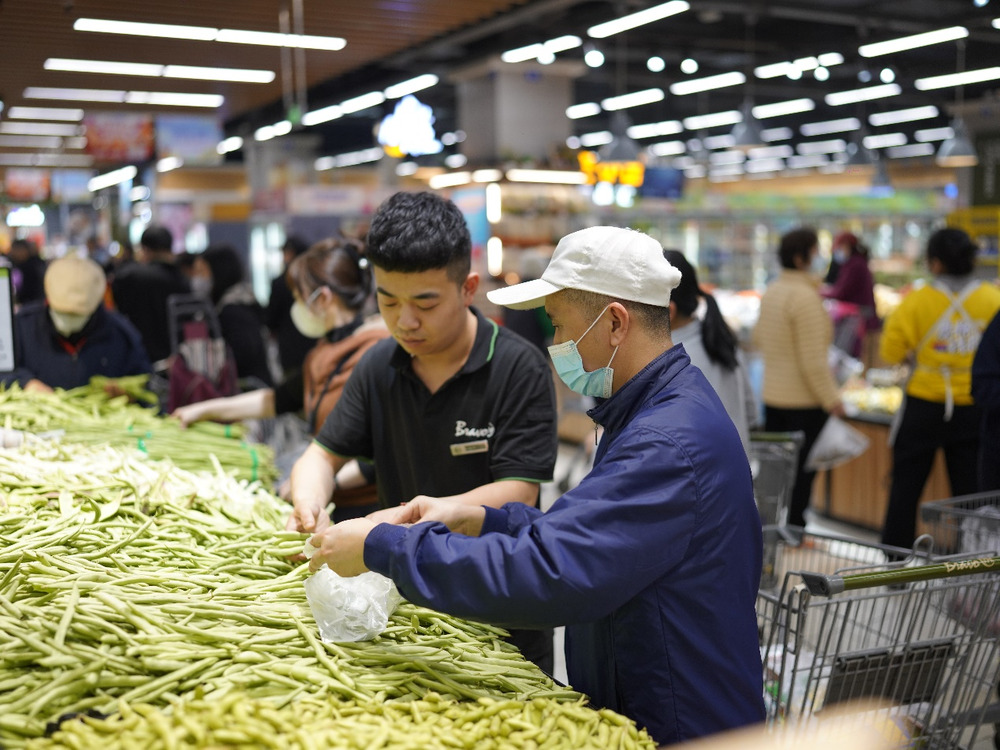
[450,439,489,456]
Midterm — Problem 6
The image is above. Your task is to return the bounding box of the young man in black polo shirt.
[286,190,558,671]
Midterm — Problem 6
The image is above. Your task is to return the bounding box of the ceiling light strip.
[859,26,968,58]
[587,1,690,39]
[74,18,345,50]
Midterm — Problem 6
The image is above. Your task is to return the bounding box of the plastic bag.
[304,565,402,642]
[805,416,870,470]
[828,345,864,387]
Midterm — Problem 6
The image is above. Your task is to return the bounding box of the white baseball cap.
[488,226,682,310]
[44,255,107,316]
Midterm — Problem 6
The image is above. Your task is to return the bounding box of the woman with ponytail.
[664,250,757,455]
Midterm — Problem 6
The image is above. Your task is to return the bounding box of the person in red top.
[821,231,879,358]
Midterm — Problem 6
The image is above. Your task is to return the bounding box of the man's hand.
[24,379,53,394]
[367,496,486,537]
[286,499,330,534]
[308,518,376,576]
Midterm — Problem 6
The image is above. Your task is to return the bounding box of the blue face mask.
[547,305,619,398]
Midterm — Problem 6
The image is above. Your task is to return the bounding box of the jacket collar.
[588,344,690,435]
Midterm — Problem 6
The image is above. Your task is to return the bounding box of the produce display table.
[0,382,654,750]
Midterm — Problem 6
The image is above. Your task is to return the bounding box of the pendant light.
[600,111,641,161]
[937,39,978,168]
[729,10,764,151]
[870,156,892,193]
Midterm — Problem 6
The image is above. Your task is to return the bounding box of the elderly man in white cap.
[306,226,764,746]
[2,254,150,392]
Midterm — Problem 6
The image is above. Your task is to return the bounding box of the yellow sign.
[578,150,645,187]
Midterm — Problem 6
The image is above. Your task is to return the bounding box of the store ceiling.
[0,0,998,176]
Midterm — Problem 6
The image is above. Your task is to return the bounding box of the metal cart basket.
[922,492,1000,557]
[758,527,1000,749]
[750,431,805,589]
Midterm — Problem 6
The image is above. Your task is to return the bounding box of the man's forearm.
[444,479,540,509]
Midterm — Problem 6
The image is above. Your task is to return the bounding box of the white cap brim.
[486,277,564,310]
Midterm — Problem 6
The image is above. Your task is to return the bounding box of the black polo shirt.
[315,307,557,508]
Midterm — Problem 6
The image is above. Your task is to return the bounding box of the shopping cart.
[750,431,805,589]
[758,527,1000,749]
[922,492,1000,557]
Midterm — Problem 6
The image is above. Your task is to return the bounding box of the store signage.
[84,113,155,163]
[577,150,645,187]
[4,168,50,202]
[155,115,223,166]
[5,204,45,228]
[376,95,442,158]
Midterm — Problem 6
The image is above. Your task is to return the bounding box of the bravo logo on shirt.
[454,421,495,439]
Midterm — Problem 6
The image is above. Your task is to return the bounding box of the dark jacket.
[13,255,47,306]
[111,259,190,364]
[216,283,273,387]
[972,311,1000,491]
[365,346,765,745]
[2,302,151,389]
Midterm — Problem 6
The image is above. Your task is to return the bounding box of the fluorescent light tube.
[703,134,736,149]
[74,18,217,41]
[384,74,438,99]
[7,106,84,121]
[544,35,582,53]
[752,99,814,119]
[824,83,901,106]
[863,133,907,149]
[0,122,81,136]
[74,18,345,50]
[800,118,860,137]
[45,58,163,76]
[566,103,602,119]
[163,65,274,83]
[670,71,744,96]
[601,88,665,110]
[745,158,784,173]
[588,1,689,39]
[335,148,383,167]
[502,43,544,63]
[124,92,223,107]
[0,153,93,167]
[472,169,504,183]
[683,111,741,130]
[25,87,126,102]
[859,26,968,58]
[0,135,63,148]
[88,165,137,192]
[506,169,588,184]
[340,91,385,114]
[797,139,847,155]
[648,140,686,156]
[302,104,344,126]
[216,136,244,154]
[710,150,745,165]
[64,137,88,150]
[915,67,1000,90]
[868,106,939,126]
[915,127,955,142]
[761,127,794,142]
[888,143,935,158]
[787,154,829,169]
[580,131,613,147]
[749,145,794,159]
[627,120,683,139]
[156,156,183,172]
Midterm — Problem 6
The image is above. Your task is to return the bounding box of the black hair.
[778,227,818,270]
[663,250,739,371]
[201,244,246,305]
[286,237,372,312]
[927,227,976,276]
[140,225,173,253]
[282,235,309,258]
[365,191,471,284]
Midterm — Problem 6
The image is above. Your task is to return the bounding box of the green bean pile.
[0,443,580,748]
[0,378,276,484]
[28,692,655,750]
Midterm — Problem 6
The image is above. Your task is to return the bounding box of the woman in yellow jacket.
[880,228,1000,549]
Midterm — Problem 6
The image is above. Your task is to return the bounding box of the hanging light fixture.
[599,111,641,161]
[937,39,978,167]
[729,11,764,151]
[845,125,874,166]
[870,156,893,193]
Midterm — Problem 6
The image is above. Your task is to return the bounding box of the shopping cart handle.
[802,556,1000,597]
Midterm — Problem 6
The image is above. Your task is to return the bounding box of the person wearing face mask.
[305,224,764,746]
[286,191,558,674]
[820,231,879,359]
[2,255,150,392]
[753,227,845,529]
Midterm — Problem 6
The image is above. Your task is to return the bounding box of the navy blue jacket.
[366,345,765,745]
[2,302,151,389]
[972,311,1000,490]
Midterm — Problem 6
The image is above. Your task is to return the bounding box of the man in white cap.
[2,254,150,392]
[307,226,764,745]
